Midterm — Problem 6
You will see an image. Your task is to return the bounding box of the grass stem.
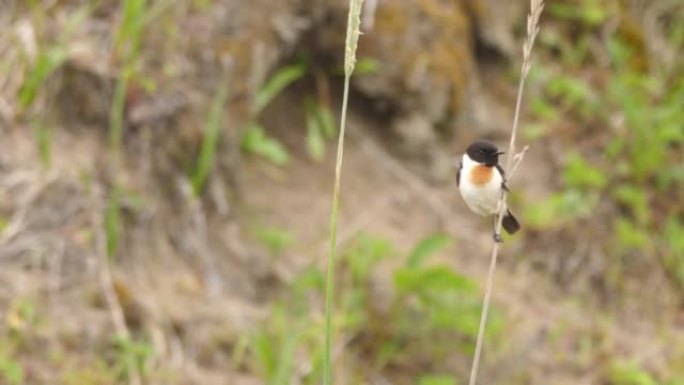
[467,2,544,385]
[323,1,364,384]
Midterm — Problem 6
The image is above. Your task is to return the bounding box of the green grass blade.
[253,64,306,114]
[192,78,230,196]
[240,123,290,166]
[108,72,129,152]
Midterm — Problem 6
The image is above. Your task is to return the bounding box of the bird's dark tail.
[502,210,521,235]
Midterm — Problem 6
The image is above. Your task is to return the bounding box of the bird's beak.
[496,151,506,156]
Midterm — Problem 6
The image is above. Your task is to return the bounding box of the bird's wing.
[496,164,510,192]
[456,160,463,187]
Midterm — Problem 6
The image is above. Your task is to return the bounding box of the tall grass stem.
[323,1,364,384]
[467,1,544,385]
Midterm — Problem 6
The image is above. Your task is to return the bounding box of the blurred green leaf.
[253,226,294,255]
[19,47,68,108]
[241,123,290,166]
[306,108,325,161]
[192,78,230,196]
[355,58,381,75]
[395,266,476,294]
[33,119,51,168]
[614,218,649,251]
[105,188,121,258]
[524,190,599,229]
[529,97,558,121]
[345,233,394,281]
[523,122,549,140]
[563,153,607,189]
[664,218,684,287]
[612,185,650,225]
[116,0,149,61]
[314,103,337,138]
[609,361,657,385]
[0,351,22,385]
[291,266,325,294]
[418,374,458,385]
[406,233,453,268]
[253,64,306,114]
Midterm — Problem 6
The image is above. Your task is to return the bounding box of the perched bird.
[456,140,520,242]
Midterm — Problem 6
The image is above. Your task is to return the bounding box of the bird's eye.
[479,150,485,155]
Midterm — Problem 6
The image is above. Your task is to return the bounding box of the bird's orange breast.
[469,165,494,187]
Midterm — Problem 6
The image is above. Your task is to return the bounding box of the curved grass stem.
[467,1,544,384]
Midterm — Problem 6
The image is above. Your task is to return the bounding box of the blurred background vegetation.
[0,0,683,384]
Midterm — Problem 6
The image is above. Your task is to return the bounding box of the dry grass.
[468,1,544,385]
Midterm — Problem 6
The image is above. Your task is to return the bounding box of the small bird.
[456,140,520,242]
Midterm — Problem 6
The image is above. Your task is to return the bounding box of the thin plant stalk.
[323,0,364,384]
[467,1,544,385]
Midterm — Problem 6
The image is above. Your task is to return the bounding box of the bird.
[456,140,520,243]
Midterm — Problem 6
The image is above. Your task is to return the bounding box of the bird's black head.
[466,141,504,166]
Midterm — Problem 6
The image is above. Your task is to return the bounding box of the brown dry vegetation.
[1,0,684,384]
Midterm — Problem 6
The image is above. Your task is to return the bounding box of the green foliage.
[105,188,121,258]
[248,268,325,385]
[340,233,492,361]
[19,47,68,109]
[608,361,657,385]
[548,0,609,26]
[33,118,51,168]
[546,75,598,118]
[245,232,486,383]
[563,153,607,189]
[111,336,154,381]
[241,123,291,166]
[354,58,381,75]
[253,64,306,115]
[529,1,684,297]
[242,62,339,165]
[250,305,305,385]
[253,226,295,255]
[19,0,91,110]
[406,233,453,268]
[0,350,23,385]
[304,98,337,161]
[664,218,684,287]
[191,78,230,196]
[418,375,458,385]
[115,0,149,63]
[524,190,598,230]
[108,72,129,151]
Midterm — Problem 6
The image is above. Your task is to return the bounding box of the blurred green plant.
[252,64,306,116]
[526,3,684,295]
[252,225,295,255]
[244,232,491,384]
[0,350,22,385]
[191,77,230,196]
[247,267,324,385]
[110,0,152,151]
[18,3,93,168]
[240,64,305,166]
[241,61,341,165]
[241,123,291,166]
[337,233,499,373]
[111,336,154,382]
[418,375,458,385]
[18,47,68,110]
[305,97,337,161]
[33,119,51,168]
[105,187,121,258]
[608,361,657,385]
